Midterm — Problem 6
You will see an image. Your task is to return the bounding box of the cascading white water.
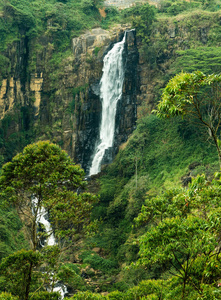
[32,197,68,298]
[35,204,56,247]
[89,32,127,176]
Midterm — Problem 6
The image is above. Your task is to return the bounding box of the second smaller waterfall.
[32,197,68,298]
[89,32,127,176]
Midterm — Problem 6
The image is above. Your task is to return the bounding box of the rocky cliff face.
[0,25,139,172]
[114,29,139,157]
[72,27,139,172]
[0,36,29,119]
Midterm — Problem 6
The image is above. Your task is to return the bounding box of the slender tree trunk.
[182,277,186,300]
[217,149,221,170]
[210,128,221,169]
[182,260,189,300]
[195,104,221,169]
[32,218,37,251]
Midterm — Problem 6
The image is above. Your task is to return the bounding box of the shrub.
[0,293,18,300]
[69,291,106,300]
[107,291,124,299]
[80,251,118,273]
[29,292,60,300]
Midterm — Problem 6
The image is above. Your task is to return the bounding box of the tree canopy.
[135,175,221,299]
[0,140,97,250]
[153,71,221,167]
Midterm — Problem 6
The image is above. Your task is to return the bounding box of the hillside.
[1,0,221,299]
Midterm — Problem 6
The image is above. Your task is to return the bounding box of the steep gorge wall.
[0,25,139,171]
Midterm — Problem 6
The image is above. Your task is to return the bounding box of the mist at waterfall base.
[33,197,68,298]
[89,31,127,176]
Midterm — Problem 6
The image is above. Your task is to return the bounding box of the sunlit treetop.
[153,71,221,118]
[153,71,221,167]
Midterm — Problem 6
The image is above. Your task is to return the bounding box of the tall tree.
[153,71,221,167]
[138,214,221,299]
[0,141,97,249]
[0,141,98,299]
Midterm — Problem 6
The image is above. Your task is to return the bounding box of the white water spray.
[89,32,127,176]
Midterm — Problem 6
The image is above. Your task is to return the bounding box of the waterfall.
[32,197,68,298]
[89,32,127,176]
[35,204,56,247]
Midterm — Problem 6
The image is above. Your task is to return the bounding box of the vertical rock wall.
[0,26,139,172]
[114,30,139,153]
[73,28,139,172]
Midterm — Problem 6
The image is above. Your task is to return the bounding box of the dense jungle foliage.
[1,0,221,299]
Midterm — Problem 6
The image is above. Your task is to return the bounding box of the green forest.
[1,0,221,299]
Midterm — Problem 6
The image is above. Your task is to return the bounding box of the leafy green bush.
[58,264,86,290]
[93,113,218,276]
[0,250,42,297]
[68,291,106,300]
[0,293,18,300]
[29,292,60,300]
[107,291,124,299]
[159,0,196,15]
[158,0,221,15]
[3,3,35,31]
[81,0,99,15]
[119,267,152,289]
